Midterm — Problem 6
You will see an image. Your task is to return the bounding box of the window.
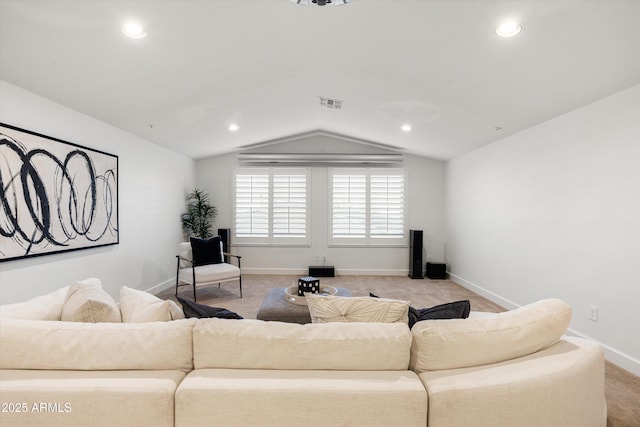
[329,168,405,246]
[234,168,310,245]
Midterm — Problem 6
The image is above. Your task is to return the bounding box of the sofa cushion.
[0,318,197,371]
[409,299,571,372]
[0,285,70,320]
[193,318,412,371]
[305,294,410,324]
[0,369,185,427]
[176,369,427,427]
[61,279,121,323]
[119,286,185,322]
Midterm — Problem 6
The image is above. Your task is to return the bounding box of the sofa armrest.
[418,337,606,427]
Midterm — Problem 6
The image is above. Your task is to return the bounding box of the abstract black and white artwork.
[1,123,118,261]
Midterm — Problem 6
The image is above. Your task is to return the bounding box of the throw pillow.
[176,296,243,320]
[119,286,185,322]
[413,300,470,321]
[369,293,470,328]
[305,294,410,324]
[0,285,70,320]
[189,236,222,266]
[61,278,121,323]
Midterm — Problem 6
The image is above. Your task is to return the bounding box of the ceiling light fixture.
[291,0,351,6]
[496,21,522,37]
[401,124,412,132]
[228,123,240,132]
[122,21,147,39]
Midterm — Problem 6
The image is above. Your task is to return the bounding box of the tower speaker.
[217,228,231,262]
[409,230,424,279]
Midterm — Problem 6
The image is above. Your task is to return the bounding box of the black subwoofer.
[426,262,447,280]
[308,266,335,277]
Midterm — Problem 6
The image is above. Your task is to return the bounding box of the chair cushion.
[190,236,222,266]
[306,294,410,324]
[119,286,185,322]
[178,262,240,285]
[61,279,121,323]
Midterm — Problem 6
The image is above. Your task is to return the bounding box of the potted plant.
[181,188,217,239]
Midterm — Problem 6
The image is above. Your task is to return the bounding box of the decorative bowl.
[284,285,337,306]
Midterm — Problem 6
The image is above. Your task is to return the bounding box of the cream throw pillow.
[61,278,121,323]
[119,286,184,322]
[0,286,70,320]
[306,294,410,324]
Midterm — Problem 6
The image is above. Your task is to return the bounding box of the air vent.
[319,96,343,110]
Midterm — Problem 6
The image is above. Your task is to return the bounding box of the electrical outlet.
[589,305,599,322]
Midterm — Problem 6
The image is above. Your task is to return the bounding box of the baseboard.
[450,273,640,377]
[242,268,309,275]
[242,268,409,276]
[145,279,175,295]
[565,328,640,376]
[334,268,409,276]
[448,273,520,310]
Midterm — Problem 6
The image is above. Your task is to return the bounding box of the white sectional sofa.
[0,295,606,427]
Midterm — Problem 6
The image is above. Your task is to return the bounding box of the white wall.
[446,84,640,374]
[0,81,195,303]
[196,137,446,276]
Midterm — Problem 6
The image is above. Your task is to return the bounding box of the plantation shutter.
[329,168,406,246]
[234,168,310,245]
[332,174,367,238]
[370,174,404,238]
[273,174,307,238]
[235,174,269,237]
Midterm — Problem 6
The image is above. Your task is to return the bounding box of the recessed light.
[122,21,147,39]
[401,124,412,132]
[496,21,522,38]
[228,123,239,132]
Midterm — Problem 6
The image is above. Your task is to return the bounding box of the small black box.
[308,266,335,277]
[298,276,321,296]
[426,262,447,280]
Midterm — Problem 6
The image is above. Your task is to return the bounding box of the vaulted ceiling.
[1,0,638,160]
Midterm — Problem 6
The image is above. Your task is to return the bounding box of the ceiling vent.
[291,0,351,6]
[319,96,343,110]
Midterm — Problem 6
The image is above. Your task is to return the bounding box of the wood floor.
[157,274,640,427]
